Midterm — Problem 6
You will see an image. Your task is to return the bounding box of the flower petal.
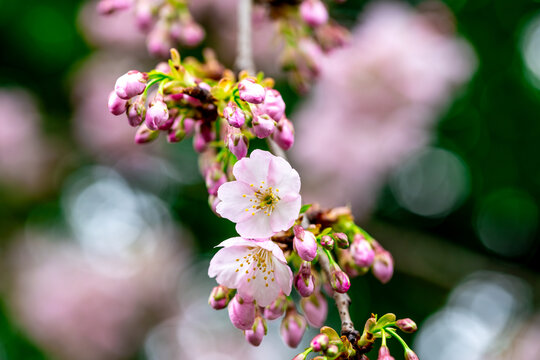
[232,149,272,185]
[270,193,302,233]
[267,156,300,195]
[208,246,251,289]
[274,260,293,296]
[235,211,274,239]
[255,239,287,263]
[216,181,254,222]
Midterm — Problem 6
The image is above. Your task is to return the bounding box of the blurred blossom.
[78,0,146,51]
[390,147,470,217]
[145,263,316,360]
[415,271,532,360]
[8,231,186,360]
[292,1,475,216]
[189,0,283,77]
[521,12,540,89]
[0,89,56,194]
[475,188,538,257]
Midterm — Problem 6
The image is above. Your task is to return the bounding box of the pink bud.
[330,265,350,293]
[293,226,318,262]
[108,91,127,115]
[320,235,334,249]
[379,346,391,360]
[205,165,227,196]
[223,102,246,128]
[193,122,214,153]
[325,344,339,358]
[145,98,169,130]
[300,292,327,328]
[134,123,159,144]
[147,21,172,58]
[272,117,295,150]
[178,21,205,47]
[227,128,249,159]
[193,131,207,153]
[126,97,145,127]
[280,310,307,348]
[405,349,419,360]
[238,78,265,104]
[252,114,275,139]
[228,295,256,330]
[396,318,417,333]
[258,89,285,121]
[263,293,287,320]
[114,70,148,100]
[350,234,375,268]
[208,285,230,310]
[334,232,349,248]
[310,333,329,352]
[294,262,315,297]
[97,0,131,15]
[155,61,170,74]
[300,0,329,27]
[135,2,153,31]
[372,249,394,284]
[245,316,267,347]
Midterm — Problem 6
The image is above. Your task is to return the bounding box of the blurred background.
[0,0,539,359]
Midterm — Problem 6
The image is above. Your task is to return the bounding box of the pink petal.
[266,156,300,194]
[216,181,254,222]
[235,211,274,239]
[238,268,281,307]
[217,236,257,248]
[270,194,302,233]
[255,240,287,263]
[274,260,293,296]
[208,246,252,288]
[232,150,273,185]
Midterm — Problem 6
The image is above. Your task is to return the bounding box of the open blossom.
[216,150,301,239]
[208,237,293,307]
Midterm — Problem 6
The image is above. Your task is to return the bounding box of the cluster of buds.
[255,0,350,91]
[97,0,204,57]
[294,314,419,360]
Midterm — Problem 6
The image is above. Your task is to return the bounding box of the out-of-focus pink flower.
[280,309,307,348]
[300,291,328,328]
[292,1,475,217]
[208,237,293,307]
[0,89,56,194]
[300,0,329,27]
[7,232,185,360]
[216,150,301,239]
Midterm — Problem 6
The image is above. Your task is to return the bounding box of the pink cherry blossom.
[208,237,293,307]
[216,150,301,239]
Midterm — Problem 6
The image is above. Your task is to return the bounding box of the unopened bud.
[280,309,307,348]
[227,127,248,159]
[378,345,391,360]
[126,97,146,127]
[300,0,329,27]
[372,248,394,284]
[300,292,328,328]
[320,235,334,249]
[205,165,227,196]
[223,101,245,128]
[330,265,350,293]
[108,91,127,115]
[258,88,285,121]
[350,234,375,268]
[114,70,147,100]
[145,97,169,130]
[294,262,315,297]
[310,333,329,352]
[293,226,318,262]
[134,123,158,144]
[178,21,205,47]
[334,232,349,248]
[238,78,265,104]
[325,344,339,357]
[228,295,256,330]
[405,349,419,360]
[245,316,267,346]
[208,285,230,310]
[264,292,287,320]
[396,318,417,333]
[272,117,295,150]
[252,114,275,139]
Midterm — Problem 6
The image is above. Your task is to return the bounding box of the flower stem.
[385,328,411,351]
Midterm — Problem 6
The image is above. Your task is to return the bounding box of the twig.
[318,249,359,342]
[236,0,255,74]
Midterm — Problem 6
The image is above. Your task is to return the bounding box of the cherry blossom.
[216,150,301,239]
[208,237,293,307]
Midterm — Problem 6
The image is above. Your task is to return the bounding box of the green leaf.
[300,204,312,214]
[374,313,396,331]
[320,326,341,342]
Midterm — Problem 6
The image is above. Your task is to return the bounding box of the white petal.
[274,168,301,194]
[255,239,287,263]
[273,260,293,296]
[208,246,251,289]
[217,237,259,248]
[216,181,254,222]
[270,194,302,233]
[236,211,274,239]
[232,150,272,185]
[266,156,298,193]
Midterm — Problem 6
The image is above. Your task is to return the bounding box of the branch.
[236,0,255,74]
[318,250,359,343]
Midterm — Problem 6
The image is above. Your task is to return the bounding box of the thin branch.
[236,0,255,74]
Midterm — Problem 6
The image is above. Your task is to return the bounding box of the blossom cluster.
[108,48,419,359]
[97,0,204,57]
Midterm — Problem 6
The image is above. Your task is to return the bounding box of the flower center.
[243,181,281,216]
[234,248,275,288]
